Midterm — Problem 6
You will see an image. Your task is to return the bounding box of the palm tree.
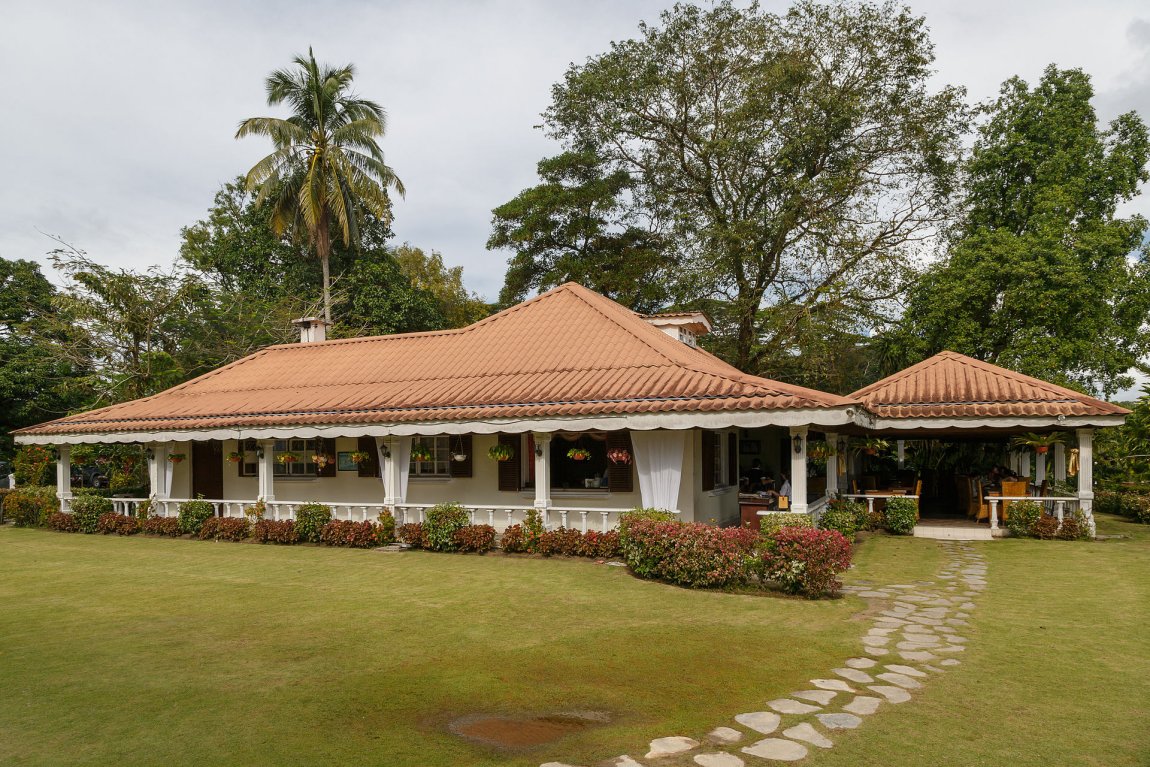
[236,48,404,326]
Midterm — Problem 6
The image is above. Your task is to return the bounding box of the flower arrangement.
[312,453,333,470]
[167,453,186,464]
[226,452,244,464]
[488,443,515,462]
[349,450,372,465]
[607,447,632,465]
[276,452,299,465]
[567,447,593,461]
[410,443,433,462]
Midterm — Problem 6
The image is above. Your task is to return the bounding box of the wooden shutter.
[701,431,716,492]
[728,432,738,487]
[497,434,521,491]
[357,436,380,478]
[449,435,473,478]
[607,431,634,493]
[317,438,337,477]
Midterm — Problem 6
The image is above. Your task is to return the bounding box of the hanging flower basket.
[410,444,433,462]
[167,453,186,464]
[488,444,515,462]
[567,447,593,461]
[349,451,372,465]
[225,452,244,464]
[312,454,333,470]
[452,452,468,462]
[807,443,835,461]
[607,447,632,465]
[276,452,299,465]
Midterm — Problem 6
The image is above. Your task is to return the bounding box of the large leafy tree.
[236,48,404,326]
[391,244,491,327]
[490,1,966,376]
[895,66,1150,396]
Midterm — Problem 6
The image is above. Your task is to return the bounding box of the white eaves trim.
[13,406,868,445]
[869,415,1127,431]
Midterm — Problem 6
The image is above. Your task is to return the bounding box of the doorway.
[191,441,224,500]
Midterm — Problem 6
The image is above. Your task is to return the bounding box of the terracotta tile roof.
[19,283,856,437]
[850,351,1129,420]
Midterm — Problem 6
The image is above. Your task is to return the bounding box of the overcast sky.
[2,1,1148,362]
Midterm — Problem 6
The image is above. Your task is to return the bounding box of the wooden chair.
[971,479,992,522]
[1000,480,1029,522]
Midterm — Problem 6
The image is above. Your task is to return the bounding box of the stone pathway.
[541,541,986,766]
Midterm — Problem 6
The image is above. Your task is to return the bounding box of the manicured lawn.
[0,527,858,767]
[2,517,1147,766]
[819,513,1150,767]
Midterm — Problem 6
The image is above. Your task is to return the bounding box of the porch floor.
[913,518,995,541]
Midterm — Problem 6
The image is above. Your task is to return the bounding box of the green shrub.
[71,492,113,533]
[5,486,59,527]
[13,445,53,486]
[619,508,676,540]
[133,499,152,519]
[376,509,396,544]
[758,512,813,536]
[883,497,918,535]
[622,518,762,589]
[1058,512,1091,540]
[819,500,861,539]
[522,508,545,550]
[1004,499,1043,538]
[294,503,333,543]
[423,503,470,551]
[761,527,854,598]
[1094,489,1121,516]
[177,499,215,536]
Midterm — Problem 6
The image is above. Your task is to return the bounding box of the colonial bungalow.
[12,283,1127,536]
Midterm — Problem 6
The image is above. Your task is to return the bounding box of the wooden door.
[192,441,224,501]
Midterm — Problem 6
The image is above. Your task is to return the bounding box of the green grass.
[2,518,1147,766]
[0,528,858,767]
[818,514,1150,767]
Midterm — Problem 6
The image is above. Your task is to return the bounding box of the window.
[550,432,609,490]
[410,436,451,477]
[701,430,732,491]
[274,439,318,477]
[239,439,258,477]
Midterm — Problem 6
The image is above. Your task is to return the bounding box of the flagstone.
[884,664,927,677]
[781,722,833,749]
[898,650,937,662]
[811,679,855,692]
[734,712,781,735]
[645,737,699,758]
[876,672,923,689]
[842,696,883,715]
[792,690,837,705]
[767,699,821,715]
[845,657,877,669]
[868,685,912,703]
[694,753,745,767]
[816,712,863,730]
[741,739,808,762]
[833,667,874,684]
[707,727,744,745]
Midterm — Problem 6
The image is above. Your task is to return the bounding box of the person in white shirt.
[778,473,792,502]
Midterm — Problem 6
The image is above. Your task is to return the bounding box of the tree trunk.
[317,208,333,326]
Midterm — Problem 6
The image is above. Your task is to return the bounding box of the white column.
[378,436,412,507]
[897,439,905,469]
[146,442,161,498]
[1020,450,1032,483]
[1077,428,1094,534]
[824,432,839,495]
[257,439,276,502]
[1035,451,1047,487]
[56,444,72,509]
[1054,443,1067,482]
[533,432,552,510]
[789,426,808,514]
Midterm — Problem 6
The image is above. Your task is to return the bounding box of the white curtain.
[377,436,413,502]
[632,430,685,512]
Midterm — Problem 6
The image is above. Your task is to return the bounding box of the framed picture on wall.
[739,440,761,455]
[336,451,358,472]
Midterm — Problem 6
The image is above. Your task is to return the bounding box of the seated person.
[778,473,792,503]
[745,459,766,489]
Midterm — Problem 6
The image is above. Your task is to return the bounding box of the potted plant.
[1011,432,1065,454]
[488,443,515,462]
[410,443,433,462]
[276,452,298,465]
[349,450,372,465]
[856,438,890,456]
[167,453,186,464]
[226,451,244,464]
[311,453,333,470]
[607,447,632,465]
[806,442,835,466]
[567,447,593,461]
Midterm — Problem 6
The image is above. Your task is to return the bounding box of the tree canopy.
[489,0,966,379]
[894,66,1150,396]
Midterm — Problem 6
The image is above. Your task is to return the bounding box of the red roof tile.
[850,351,1129,420]
[19,283,856,437]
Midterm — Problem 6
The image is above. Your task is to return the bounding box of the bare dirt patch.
[449,710,611,750]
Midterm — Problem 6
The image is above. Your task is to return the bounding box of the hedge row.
[1095,490,1150,524]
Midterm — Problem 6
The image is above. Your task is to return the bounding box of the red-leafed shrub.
[454,524,496,553]
[5,486,59,527]
[198,517,251,542]
[46,512,80,532]
[251,519,297,544]
[97,512,139,536]
[500,524,528,553]
[760,527,853,598]
[536,527,585,556]
[578,529,622,559]
[320,520,379,548]
[141,515,181,537]
[397,522,426,548]
[622,519,761,589]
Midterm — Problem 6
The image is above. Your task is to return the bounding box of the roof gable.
[850,351,1129,419]
[20,282,856,436]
